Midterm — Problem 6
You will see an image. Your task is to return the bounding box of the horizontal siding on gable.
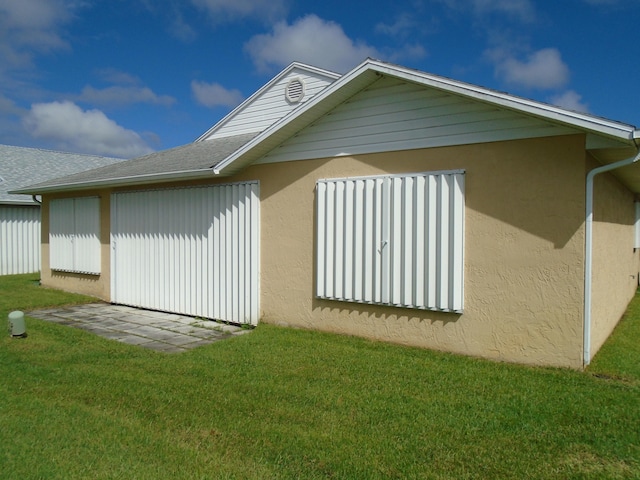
[256,77,579,164]
[206,68,336,140]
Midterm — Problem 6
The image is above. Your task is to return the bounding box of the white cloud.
[439,0,536,22]
[0,93,22,116]
[191,81,244,108]
[191,0,287,22]
[169,10,197,42]
[0,0,76,62]
[23,101,154,158]
[493,48,570,90]
[95,68,140,85]
[75,69,176,108]
[245,15,380,73]
[376,13,418,38]
[78,85,176,107]
[550,90,590,113]
[388,43,428,62]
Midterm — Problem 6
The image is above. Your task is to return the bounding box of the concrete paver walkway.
[28,303,251,353]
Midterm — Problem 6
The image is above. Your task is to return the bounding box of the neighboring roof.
[0,144,124,204]
[12,59,640,195]
[11,133,258,194]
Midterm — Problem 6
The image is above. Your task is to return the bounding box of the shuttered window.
[50,197,101,274]
[316,170,464,312]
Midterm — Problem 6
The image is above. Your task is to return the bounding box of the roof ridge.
[0,143,124,160]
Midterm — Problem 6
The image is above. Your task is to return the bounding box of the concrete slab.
[27,303,253,353]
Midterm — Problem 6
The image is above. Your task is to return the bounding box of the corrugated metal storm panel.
[258,76,577,164]
[110,182,259,325]
[317,170,464,312]
[0,205,41,275]
[49,197,101,274]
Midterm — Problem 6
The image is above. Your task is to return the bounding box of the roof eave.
[0,199,39,206]
[10,167,217,195]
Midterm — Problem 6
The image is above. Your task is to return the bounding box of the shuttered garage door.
[110,182,259,325]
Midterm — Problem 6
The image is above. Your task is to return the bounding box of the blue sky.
[1,0,638,158]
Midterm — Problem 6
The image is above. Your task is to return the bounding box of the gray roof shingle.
[0,145,124,204]
[11,133,258,194]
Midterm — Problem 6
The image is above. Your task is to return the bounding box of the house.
[12,59,640,369]
[0,145,124,275]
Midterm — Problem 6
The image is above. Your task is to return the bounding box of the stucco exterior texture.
[39,134,640,369]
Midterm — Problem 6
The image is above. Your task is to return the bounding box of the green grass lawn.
[1,274,639,479]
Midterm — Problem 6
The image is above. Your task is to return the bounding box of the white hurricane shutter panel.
[49,197,101,274]
[50,198,73,271]
[0,206,41,275]
[316,170,464,312]
[74,197,101,274]
[111,182,259,325]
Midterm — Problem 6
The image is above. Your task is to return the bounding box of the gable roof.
[1,144,124,204]
[214,59,639,178]
[12,59,640,195]
[195,63,341,142]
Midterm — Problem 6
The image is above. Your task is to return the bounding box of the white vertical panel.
[334,181,344,298]
[325,182,335,298]
[50,197,100,274]
[450,174,465,312]
[343,180,354,301]
[316,182,327,298]
[50,198,74,272]
[249,183,260,321]
[426,175,438,309]
[362,179,374,302]
[0,205,41,275]
[437,175,450,310]
[316,170,464,312]
[414,176,426,308]
[352,180,364,301]
[73,197,101,274]
[111,182,259,325]
[373,177,385,303]
[635,201,640,249]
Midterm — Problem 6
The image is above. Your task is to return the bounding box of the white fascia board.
[194,62,342,143]
[0,199,38,206]
[10,168,216,195]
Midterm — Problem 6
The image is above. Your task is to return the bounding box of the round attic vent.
[285,78,305,103]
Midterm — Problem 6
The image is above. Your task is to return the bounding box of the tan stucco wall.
[590,158,640,359]
[252,134,587,368]
[42,134,638,368]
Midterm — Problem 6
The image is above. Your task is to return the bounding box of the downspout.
[584,147,640,367]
